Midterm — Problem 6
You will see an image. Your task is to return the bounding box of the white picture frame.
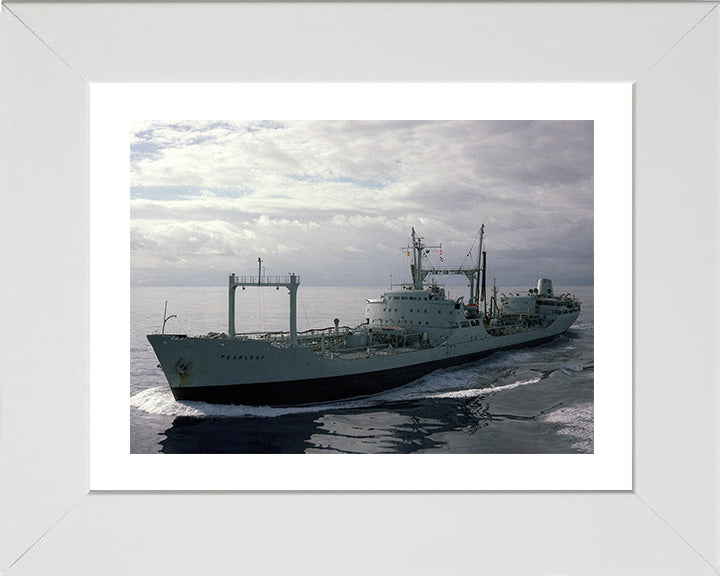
[2,2,718,574]
[91,83,630,490]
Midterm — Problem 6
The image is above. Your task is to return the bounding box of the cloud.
[130,120,593,286]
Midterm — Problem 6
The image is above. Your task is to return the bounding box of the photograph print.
[129,120,594,455]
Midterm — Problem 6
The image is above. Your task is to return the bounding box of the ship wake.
[131,344,589,418]
[426,376,542,399]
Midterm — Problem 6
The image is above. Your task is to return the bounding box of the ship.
[147,226,581,406]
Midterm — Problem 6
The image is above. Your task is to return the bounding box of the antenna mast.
[475,224,485,306]
[402,226,485,295]
[406,227,442,290]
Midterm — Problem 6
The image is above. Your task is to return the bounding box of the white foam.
[130,385,388,418]
[428,376,542,399]
[541,402,594,453]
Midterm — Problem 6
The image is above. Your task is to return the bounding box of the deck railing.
[236,325,353,340]
[232,275,295,286]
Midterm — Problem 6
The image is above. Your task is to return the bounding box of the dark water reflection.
[159,369,592,454]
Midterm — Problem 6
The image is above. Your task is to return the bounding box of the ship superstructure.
[147,227,580,405]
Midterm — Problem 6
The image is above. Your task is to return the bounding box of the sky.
[130,120,593,287]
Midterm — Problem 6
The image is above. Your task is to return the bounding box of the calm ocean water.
[131,284,593,454]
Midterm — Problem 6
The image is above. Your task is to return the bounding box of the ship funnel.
[536,278,553,297]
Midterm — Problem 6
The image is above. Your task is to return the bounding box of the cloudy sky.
[130,120,593,287]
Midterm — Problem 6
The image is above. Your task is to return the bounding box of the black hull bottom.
[171,335,559,406]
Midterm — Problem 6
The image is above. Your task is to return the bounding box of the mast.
[475,224,484,306]
[403,227,480,292]
[161,300,177,335]
[481,250,487,315]
[406,227,440,290]
[288,274,298,345]
[492,278,498,319]
[229,274,236,336]
[412,227,420,289]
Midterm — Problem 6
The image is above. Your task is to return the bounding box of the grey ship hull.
[155,334,558,405]
[147,313,577,406]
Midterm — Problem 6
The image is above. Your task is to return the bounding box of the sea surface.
[131,284,593,454]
